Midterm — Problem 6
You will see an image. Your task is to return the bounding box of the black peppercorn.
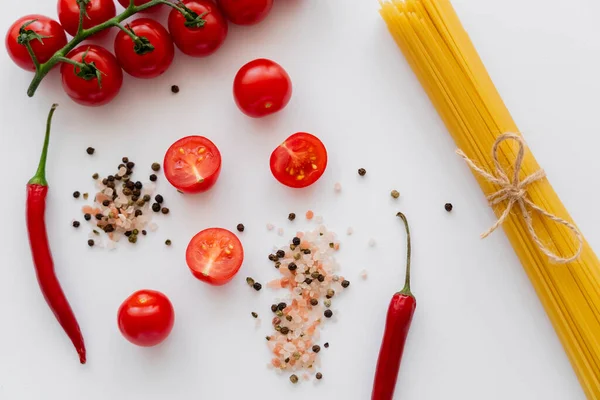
[149,174,157,182]
[288,262,297,271]
[134,181,143,190]
[276,250,285,258]
[84,213,91,221]
[253,282,262,291]
[268,254,278,262]
[237,223,245,232]
[87,239,94,247]
[72,221,80,228]
[341,280,350,288]
[310,298,318,306]
[161,207,169,215]
[86,147,95,155]
[316,372,323,380]
[152,203,161,212]
[155,194,164,204]
[95,213,103,220]
[445,202,453,212]
[73,191,80,198]
[277,302,287,311]
[312,345,320,353]
[292,237,301,246]
[171,85,180,93]
[324,309,333,318]
[126,161,134,169]
[358,168,366,176]
[271,304,278,313]
[288,213,296,221]
[102,200,110,207]
[280,327,290,335]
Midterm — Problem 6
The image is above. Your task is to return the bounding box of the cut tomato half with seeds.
[186,228,244,285]
[163,136,222,193]
[270,132,327,188]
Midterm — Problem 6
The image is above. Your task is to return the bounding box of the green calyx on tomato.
[71,48,105,85]
[16,20,50,45]
[177,3,209,28]
[126,25,156,55]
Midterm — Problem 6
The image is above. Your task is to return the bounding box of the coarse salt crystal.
[360,270,368,280]
[368,238,376,247]
[277,228,284,236]
[347,227,354,235]
[267,223,274,231]
[334,182,342,192]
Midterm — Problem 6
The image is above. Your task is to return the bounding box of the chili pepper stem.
[396,212,413,297]
[28,104,58,186]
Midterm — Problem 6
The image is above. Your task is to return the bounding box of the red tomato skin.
[114,19,174,79]
[168,0,228,57]
[117,290,175,347]
[163,136,222,194]
[270,132,328,188]
[186,228,244,286]
[57,0,116,37]
[233,59,292,118]
[217,0,273,25]
[61,45,123,107]
[5,15,68,71]
[118,0,164,12]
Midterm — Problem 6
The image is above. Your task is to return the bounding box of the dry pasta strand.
[379,0,600,397]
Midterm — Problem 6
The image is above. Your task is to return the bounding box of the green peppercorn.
[312,345,321,353]
[341,280,350,288]
[128,235,138,244]
[294,253,301,261]
[152,203,161,212]
[303,249,311,254]
[246,277,255,287]
[152,162,161,171]
[266,336,271,341]
[92,173,99,180]
[310,298,318,306]
[123,188,132,196]
[304,278,313,285]
[391,189,400,199]
[251,312,258,318]
[276,310,284,317]
[290,244,296,251]
[324,299,332,308]
[274,262,281,269]
[324,309,333,318]
[143,194,151,202]
[290,374,298,384]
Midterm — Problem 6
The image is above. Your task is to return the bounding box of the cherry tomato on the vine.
[233,59,292,118]
[114,18,174,79]
[163,136,222,193]
[61,45,123,107]
[186,228,244,285]
[117,0,164,12]
[217,0,273,25]
[270,132,328,188]
[168,0,228,57]
[57,0,116,37]
[117,289,175,347]
[5,15,68,71]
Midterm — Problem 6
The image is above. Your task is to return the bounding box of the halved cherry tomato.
[270,132,328,188]
[117,289,175,347]
[5,15,68,71]
[117,0,164,12]
[114,18,174,79]
[216,0,273,25]
[163,136,222,193]
[57,0,116,37]
[233,59,292,118]
[168,0,228,57]
[60,45,123,106]
[186,228,244,285]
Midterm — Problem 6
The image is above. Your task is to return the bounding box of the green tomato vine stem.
[25,0,193,97]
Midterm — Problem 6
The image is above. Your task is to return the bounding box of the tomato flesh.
[270,132,328,188]
[233,58,292,118]
[117,289,175,347]
[186,228,244,285]
[164,136,222,193]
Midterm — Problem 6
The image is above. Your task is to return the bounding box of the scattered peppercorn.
[310,298,318,306]
[124,231,132,237]
[324,342,329,348]
[324,299,332,308]
[155,194,164,204]
[288,262,297,271]
[271,304,278,313]
[141,230,147,235]
[143,194,151,202]
[324,309,333,318]
[73,191,80,199]
[83,193,89,200]
[86,147,95,155]
[358,168,366,176]
[391,189,400,199]
[326,289,335,299]
[72,221,80,228]
[84,213,91,221]
[312,345,321,353]
[292,237,301,246]
[151,162,161,171]
[122,157,129,163]
[128,235,137,244]
[161,207,169,215]
[102,200,109,207]
[171,85,180,93]
[304,278,313,285]
[251,312,258,319]
[317,274,325,282]
[253,282,262,291]
[149,174,157,182]
[341,280,350,288]
[165,239,172,246]
[316,372,323,380]
[277,302,287,311]
[87,239,94,247]
[286,315,293,322]
[303,249,311,255]
[280,327,290,335]
[246,277,255,287]
[268,254,278,262]
[135,209,143,217]
[274,261,281,269]
[92,173,99,180]
[237,223,245,232]
[288,213,296,221]
[289,375,298,384]
[152,203,161,212]
[125,161,134,170]
[445,202,453,212]
[95,213,103,220]
[276,250,285,258]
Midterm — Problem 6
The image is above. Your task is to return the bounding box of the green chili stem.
[29,104,59,186]
[396,212,413,296]
[25,0,189,97]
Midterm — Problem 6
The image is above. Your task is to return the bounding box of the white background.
[0,0,598,399]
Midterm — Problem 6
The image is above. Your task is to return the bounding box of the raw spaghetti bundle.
[379,0,600,397]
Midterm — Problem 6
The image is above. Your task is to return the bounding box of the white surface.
[0,0,599,399]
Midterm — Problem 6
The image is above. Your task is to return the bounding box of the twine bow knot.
[456,133,583,264]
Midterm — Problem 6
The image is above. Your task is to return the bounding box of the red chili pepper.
[371,212,416,400]
[26,104,86,364]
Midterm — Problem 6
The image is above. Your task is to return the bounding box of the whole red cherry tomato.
[114,19,174,79]
[117,289,175,347]
[57,0,116,37]
[61,45,123,106]
[117,0,163,12]
[217,0,273,25]
[163,136,222,193]
[270,132,328,188]
[186,228,244,285]
[233,58,292,118]
[5,15,68,71]
[168,0,228,57]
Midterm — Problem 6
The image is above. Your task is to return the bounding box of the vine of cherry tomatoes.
[5,0,277,106]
